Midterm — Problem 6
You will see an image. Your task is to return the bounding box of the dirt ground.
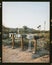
[2,45,50,63]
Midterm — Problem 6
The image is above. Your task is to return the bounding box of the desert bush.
[2,34,9,39]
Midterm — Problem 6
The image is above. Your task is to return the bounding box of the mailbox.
[34,36,39,40]
[22,34,27,38]
[34,36,43,40]
[17,34,21,38]
[27,34,33,40]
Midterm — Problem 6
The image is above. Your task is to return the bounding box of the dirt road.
[2,45,49,63]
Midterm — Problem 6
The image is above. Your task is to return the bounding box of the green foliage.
[2,25,49,34]
[2,25,50,50]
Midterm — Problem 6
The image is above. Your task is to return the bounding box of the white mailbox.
[15,34,21,38]
[27,34,33,40]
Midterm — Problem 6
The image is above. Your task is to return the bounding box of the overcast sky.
[2,2,50,31]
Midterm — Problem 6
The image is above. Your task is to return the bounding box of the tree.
[23,26,28,33]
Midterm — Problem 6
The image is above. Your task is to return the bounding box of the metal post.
[28,39,32,52]
[28,33,32,52]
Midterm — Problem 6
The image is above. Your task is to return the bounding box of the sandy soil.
[2,45,50,63]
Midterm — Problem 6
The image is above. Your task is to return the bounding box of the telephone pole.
[44,21,46,32]
[44,21,46,38]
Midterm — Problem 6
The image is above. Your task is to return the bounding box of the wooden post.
[12,33,15,49]
[33,39,37,54]
[21,36,24,50]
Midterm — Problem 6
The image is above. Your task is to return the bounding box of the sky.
[2,2,50,31]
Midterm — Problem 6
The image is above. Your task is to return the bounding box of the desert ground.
[2,45,49,63]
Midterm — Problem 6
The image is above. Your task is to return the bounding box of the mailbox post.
[33,38,37,53]
[28,39,32,51]
[28,33,33,52]
[12,33,15,49]
[32,36,38,54]
[21,36,24,50]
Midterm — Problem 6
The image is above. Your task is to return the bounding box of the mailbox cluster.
[11,33,43,53]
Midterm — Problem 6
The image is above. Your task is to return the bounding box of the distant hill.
[2,25,49,34]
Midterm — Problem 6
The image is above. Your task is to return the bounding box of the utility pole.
[18,28,19,34]
[44,21,46,32]
[44,21,46,37]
